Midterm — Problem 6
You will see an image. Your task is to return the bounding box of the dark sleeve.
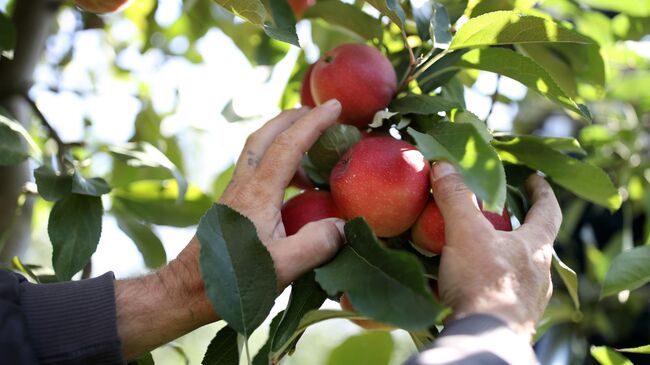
[1,270,125,365]
[405,314,539,365]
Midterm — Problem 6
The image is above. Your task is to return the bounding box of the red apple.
[310,44,397,128]
[478,200,513,231]
[411,198,445,255]
[281,190,341,236]
[300,64,316,108]
[330,136,430,237]
[339,294,395,330]
[75,0,131,13]
[288,0,315,18]
[412,198,513,254]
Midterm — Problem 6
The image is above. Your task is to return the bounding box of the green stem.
[412,49,452,80]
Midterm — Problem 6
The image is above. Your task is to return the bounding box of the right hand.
[432,162,562,341]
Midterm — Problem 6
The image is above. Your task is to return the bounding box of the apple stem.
[411,48,452,81]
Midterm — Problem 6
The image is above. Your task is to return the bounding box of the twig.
[412,49,451,80]
[21,93,67,169]
[397,28,418,92]
[485,74,501,123]
[81,262,92,279]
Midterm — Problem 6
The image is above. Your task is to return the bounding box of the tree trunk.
[0,0,61,261]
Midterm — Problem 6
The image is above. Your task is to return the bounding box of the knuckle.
[274,131,296,149]
[432,174,469,201]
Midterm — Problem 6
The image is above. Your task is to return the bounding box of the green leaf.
[133,352,155,365]
[271,272,327,352]
[114,211,166,269]
[326,331,394,365]
[0,10,15,52]
[264,0,299,46]
[411,1,452,45]
[365,0,406,29]
[431,3,452,46]
[440,76,467,109]
[600,245,650,299]
[537,137,586,155]
[0,112,30,166]
[408,124,506,212]
[552,251,579,310]
[303,2,383,40]
[112,181,212,227]
[457,48,588,119]
[590,346,633,365]
[202,325,240,365]
[72,172,112,197]
[492,136,621,210]
[214,0,267,26]
[617,344,650,354]
[307,124,361,178]
[518,43,578,97]
[390,94,461,115]
[197,204,277,336]
[416,50,466,93]
[449,11,593,50]
[34,165,72,202]
[252,311,285,365]
[49,194,103,281]
[454,111,492,142]
[315,218,441,330]
[109,142,187,202]
[579,0,650,17]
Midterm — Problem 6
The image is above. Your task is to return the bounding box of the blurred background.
[0,0,649,364]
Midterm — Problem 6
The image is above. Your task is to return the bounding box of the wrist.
[160,236,219,326]
[451,296,536,341]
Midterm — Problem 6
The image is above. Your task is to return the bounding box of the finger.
[256,100,341,200]
[430,162,490,235]
[234,108,312,179]
[268,217,346,288]
[515,174,562,245]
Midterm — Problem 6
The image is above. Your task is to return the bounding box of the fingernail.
[332,219,346,240]
[323,99,341,108]
[432,161,456,181]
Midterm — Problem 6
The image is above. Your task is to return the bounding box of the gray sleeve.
[405,314,539,365]
[19,272,125,365]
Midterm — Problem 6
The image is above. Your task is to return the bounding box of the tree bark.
[0,0,61,261]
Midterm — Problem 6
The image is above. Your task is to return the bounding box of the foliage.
[1,0,649,364]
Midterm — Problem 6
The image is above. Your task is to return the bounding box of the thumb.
[430,162,485,228]
[269,218,346,288]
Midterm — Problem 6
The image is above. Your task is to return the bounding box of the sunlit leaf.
[450,11,593,50]
[457,48,588,119]
[493,135,621,210]
[590,346,633,365]
[579,0,650,17]
[409,123,506,212]
[303,2,383,40]
[326,332,394,365]
[365,0,406,29]
[617,344,650,354]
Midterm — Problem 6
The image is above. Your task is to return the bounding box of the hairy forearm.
[115,237,219,360]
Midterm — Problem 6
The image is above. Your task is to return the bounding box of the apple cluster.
[283,42,513,328]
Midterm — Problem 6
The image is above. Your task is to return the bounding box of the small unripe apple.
[281,190,341,236]
[412,198,513,254]
[311,44,397,128]
[75,0,131,13]
[300,64,316,108]
[339,294,395,331]
[288,0,315,18]
[330,136,430,237]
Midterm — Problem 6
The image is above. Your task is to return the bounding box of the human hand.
[116,102,346,360]
[432,162,561,341]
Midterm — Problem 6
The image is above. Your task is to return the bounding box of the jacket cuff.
[19,272,125,365]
